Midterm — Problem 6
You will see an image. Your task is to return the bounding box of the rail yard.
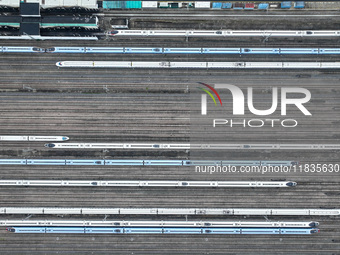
[0,1,340,254]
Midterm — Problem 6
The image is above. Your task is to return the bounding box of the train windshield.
[33,47,45,52]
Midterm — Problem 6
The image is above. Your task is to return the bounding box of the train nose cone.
[286,182,297,187]
[310,222,319,227]
[62,137,69,141]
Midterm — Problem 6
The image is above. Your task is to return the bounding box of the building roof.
[20,3,40,16]
[0,16,21,23]
[19,22,40,35]
[0,0,97,8]
[42,15,97,24]
[0,1,98,35]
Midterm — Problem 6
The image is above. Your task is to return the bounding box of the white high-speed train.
[0,159,297,167]
[0,220,318,228]
[4,46,340,55]
[45,143,190,149]
[0,47,45,53]
[109,30,340,37]
[6,226,319,235]
[45,143,340,150]
[44,46,340,54]
[0,180,297,188]
[1,136,69,141]
[0,207,339,216]
[56,61,340,69]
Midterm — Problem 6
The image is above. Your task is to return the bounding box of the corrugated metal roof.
[281,1,292,8]
[212,2,222,9]
[244,3,255,9]
[195,2,210,8]
[103,1,141,9]
[126,1,141,8]
[0,0,97,8]
[258,3,269,9]
[233,2,243,9]
[295,1,305,8]
[222,3,232,9]
[142,1,157,8]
